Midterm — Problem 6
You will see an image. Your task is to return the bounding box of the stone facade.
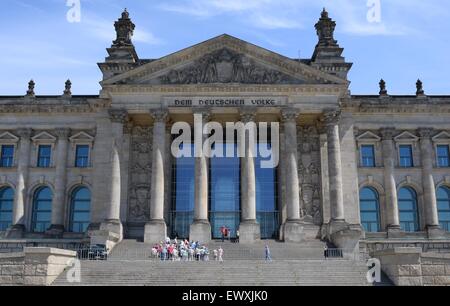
[0,247,76,286]
[0,9,450,253]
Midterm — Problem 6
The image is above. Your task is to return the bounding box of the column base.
[144,220,167,244]
[387,225,402,238]
[238,221,260,244]
[89,220,123,251]
[189,221,211,243]
[6,224,26,239]
[329,225,362,259]
[328,219,348,236]
[427,225,448,239]
[45,225,65,238]
[283,220,305,243]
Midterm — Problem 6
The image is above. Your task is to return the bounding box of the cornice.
[0,99,110,114]
[102,84,347,95]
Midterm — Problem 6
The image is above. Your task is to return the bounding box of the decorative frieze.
[298,126,322,224]
[127,126,153,222]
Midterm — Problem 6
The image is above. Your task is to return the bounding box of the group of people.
[151,237,224,262]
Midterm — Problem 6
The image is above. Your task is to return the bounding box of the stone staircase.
[52,239,382,286]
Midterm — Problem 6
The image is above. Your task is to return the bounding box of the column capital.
[192,107,211,122]
[109,108,129,123]
[281,109,299,123]
[150,110,169,123]
[322,109,341,126]
[380,127,396,140]
[240,109,257,123]
[54,128,71,139]
[418,127,434,139]
[16,128,32,139]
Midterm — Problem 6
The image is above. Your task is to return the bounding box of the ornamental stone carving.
[54,128,71,138]
[380,128,396,140]
[281,109,299,123]
[127,126,153,222]
[159,48,304,85]
[150,110,168,123]
[322,109,341,126]
[17,128,33,138]
[297,126,322,225]
[109,109,129,123]
[418,128,434,139]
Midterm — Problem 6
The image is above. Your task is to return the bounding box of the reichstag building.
[1,9,450,253]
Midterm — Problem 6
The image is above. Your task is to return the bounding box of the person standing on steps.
[235,230,240,243]
[220,226,226,242]
[218,246,224,262]
[265,244,272,262]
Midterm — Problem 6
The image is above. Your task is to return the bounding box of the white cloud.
[158,0,302,29]
[157,0,446,36]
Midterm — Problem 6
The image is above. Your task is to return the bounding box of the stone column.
[7,128,32,238]
[99,109,128,239]
[381,128,400,232]
[418,128,442,238]
[238,111,260,243]
[190,110,211,242]
[47,128,70,237]
[145,110,168,243]
[323,110,345,225]
[281,110,304,242]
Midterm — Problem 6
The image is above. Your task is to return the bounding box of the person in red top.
[220,226,226,242]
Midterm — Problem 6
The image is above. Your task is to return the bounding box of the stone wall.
[372,247,450,286]
[0,247,76,286]
[421,253,450,286]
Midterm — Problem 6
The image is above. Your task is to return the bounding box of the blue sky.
[0,0,449,95]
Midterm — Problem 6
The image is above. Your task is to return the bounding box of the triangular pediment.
[102,34,347,86]
[432,131,450,142]
[0,132,19,143]
[31,132,56,143]
[394,131,419,142]
[356,131,381,142]
[69,132,94,142]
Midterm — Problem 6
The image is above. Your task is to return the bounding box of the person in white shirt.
[218,247,224,262]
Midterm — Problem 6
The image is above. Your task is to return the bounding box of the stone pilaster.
[381,128,401,234]
[145,110,168,243]
[418,128,444,238]
[238,110,260,243]
[281,109,304,243]
[190,109,211,243]
[7,128,32,238]
[46,128,70,237]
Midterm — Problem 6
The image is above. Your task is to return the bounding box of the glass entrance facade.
[209,142,241,239]
[170,126,279,240]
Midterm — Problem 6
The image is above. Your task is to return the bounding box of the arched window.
[359,187,381,232]
[437,186,450,231]
[31,187,52,232]
[69,187,91,233]
[0,187,14,231]
[398,187,420,232]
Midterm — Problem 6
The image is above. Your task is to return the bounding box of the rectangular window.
[399,145,414,167]
[37,145,52,168]
[360,145,375,167]
[0,145,14,168]
[75,145,89,168]
[437,145,450,167]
